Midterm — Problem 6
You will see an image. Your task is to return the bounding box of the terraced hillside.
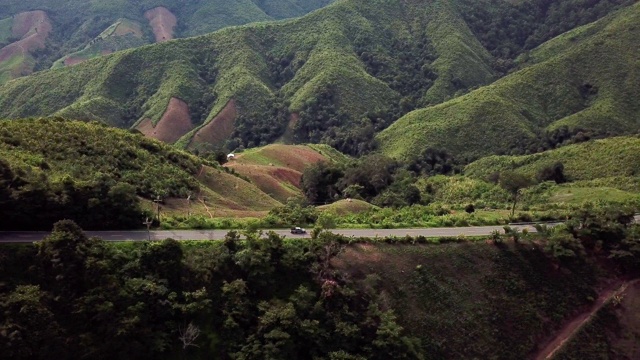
[378,2,640,160]
[0,118,282,230]
[225,144,348,203]
[0,0,334,82]
[0,0,634,157]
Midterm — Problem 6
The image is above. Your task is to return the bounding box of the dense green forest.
[1,203,638,359]
[0,0,637,158]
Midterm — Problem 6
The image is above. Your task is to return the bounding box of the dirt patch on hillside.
[12,11,51,39]
[144,7,176,42]
[137,97,193,144]
[64,57,84,66]
[225,163,299,203]
[0,10,51,64]
[190,100,237,148]
[332,243,429,279]
[279,112,299,143]
[269,167,302,188]
[259,145,327,172]
[196,165,281,211]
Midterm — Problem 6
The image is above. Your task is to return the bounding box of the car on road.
[290,226,306,234]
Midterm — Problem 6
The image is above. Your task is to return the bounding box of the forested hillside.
[378,1,640,160]
[0,0,333,82]
[2,203,639,359]
[0,0,635,158]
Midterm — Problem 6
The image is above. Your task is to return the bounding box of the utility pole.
[153,195,162,224]
[143,217,152,241]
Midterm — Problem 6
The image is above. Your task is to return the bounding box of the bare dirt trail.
[533,279,639,360]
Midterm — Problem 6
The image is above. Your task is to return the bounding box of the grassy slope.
[0,118,281,215]
[378,3,640,160]
[0,0,494,145]
[0,17,11,43]
[464,136,640,205]
[318,199,378,215]
[464,136,640,181]
[334,242,600,359]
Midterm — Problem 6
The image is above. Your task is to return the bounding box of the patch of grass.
[549,187,638,204]
[318,199,378,216]
[0,17,12,43]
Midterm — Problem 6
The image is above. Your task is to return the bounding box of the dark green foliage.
[232,96,290,148]
[536,162,567,184]
[407,148,460,176]
[355,34,438,110]
[458,0,636,68]
[301,161,344,204]
[2,211,638,359]
[301,155,426,208]
[266,202,319,227]
[464,204,475,214]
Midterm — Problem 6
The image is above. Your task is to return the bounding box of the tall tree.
[499,171,533,217]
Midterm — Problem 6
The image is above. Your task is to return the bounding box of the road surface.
[0,216,637,243]
[0,224,541,243]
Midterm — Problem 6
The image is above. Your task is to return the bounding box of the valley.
[0,0,639,359]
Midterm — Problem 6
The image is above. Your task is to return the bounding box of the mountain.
[378,1,640,160]
[0,0,334,83]
[0,0,635,158]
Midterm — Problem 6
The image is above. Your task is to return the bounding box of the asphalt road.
[0,224,548,243]
[1,216,637,243]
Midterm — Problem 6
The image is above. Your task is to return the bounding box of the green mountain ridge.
[0,0,334,82]
[378,2,640,160]
[0,0,636,158]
